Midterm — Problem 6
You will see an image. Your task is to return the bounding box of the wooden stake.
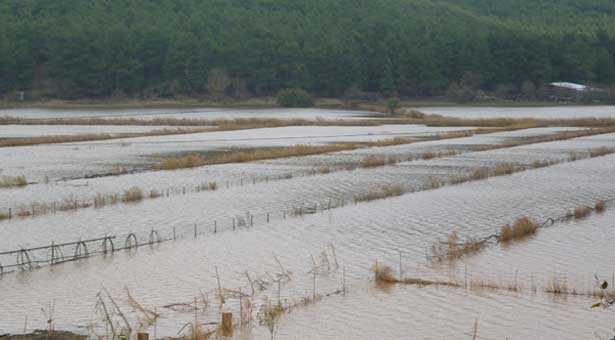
[221,312,233,337]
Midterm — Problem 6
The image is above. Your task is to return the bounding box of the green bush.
[277,88,314,108]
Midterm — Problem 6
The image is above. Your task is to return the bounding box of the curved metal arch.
[74,241,89,259]
[149,230,161,245]
[125,233,138,250]
[102,236,115,255]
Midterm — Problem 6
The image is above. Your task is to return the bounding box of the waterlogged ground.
[0,107,378,121]
[0,124,474,182]
[0,108,614,339]
[412,105,615,119]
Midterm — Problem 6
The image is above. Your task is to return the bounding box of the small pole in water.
[233,218,236,231]
[267,212,270,223]
[239,289,243,326]
[277,280,281,305]
[214,220,217,233]
[193,297,198,340]
[154,306,157,340]
[343,266,346,296]
[250,214,253,226]
[194,224,197,239]
[173,227,176,240]
[399,251,403,279]
[8,208,11,219]
[313,271,317,302]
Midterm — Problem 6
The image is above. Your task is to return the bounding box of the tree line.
[1,0,615,101]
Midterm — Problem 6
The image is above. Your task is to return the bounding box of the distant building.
[547,82,607,102]
[548,82,603,92]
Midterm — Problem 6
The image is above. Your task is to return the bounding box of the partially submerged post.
[137,333,149,340]
[221,312,233,337]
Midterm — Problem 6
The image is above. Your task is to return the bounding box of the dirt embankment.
[0,331,85,340]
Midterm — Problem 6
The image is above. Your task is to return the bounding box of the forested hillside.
[1,0,615,100]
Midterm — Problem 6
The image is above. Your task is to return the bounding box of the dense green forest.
[1,0,615,100]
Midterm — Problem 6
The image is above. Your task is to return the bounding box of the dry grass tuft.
[545,277,569,295]
[493,162,517,176]
[470,168,490,181]
[595,200,606,213]
[371,262,398,284]
[122,187,144,203]
[156,153,205,170]
[366,137,416,147]
[149,189,162,199]
[573,206,592,219]
[589,147,613,158]
[422,151,436,160]
[499,217,539,243]
[354,185,404,203]
[0,175,27,188]
[431,231,485,262]
[359,155,387,168]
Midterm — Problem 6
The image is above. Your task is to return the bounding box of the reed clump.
[573,206,592,219]
[371,262,398,284]
[122,187,144,203]
[545,277,569,295]
[354,185,404,203]
[149,189,162,199]
[156,153,205,170]
[493,162,517,176]
[431,231,485,262]
[0,175,27,188]
[499,217,539,243]
[366,137,416,147]
[595,200,606,213]
[359,155,387,168]
[589,147,613,158]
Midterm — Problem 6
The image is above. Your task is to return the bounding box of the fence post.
[221,312,233,337]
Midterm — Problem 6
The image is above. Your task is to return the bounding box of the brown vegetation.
[359,155,387,168]
[573,206,592,219]
[0,175,27,188]
[122,187,144,203]
[354,185,404,203]
[431,231,486,262]
[499,217,539,243]
[0,128,209,147]
[156,153,206,170]
[595,200,606,213]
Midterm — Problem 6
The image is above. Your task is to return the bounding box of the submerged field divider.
[0,193,352,277]
[0,167,346,222]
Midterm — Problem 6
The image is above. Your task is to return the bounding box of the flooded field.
[1,107,614,340]
[412,105,615,119]
[0,107,378,121]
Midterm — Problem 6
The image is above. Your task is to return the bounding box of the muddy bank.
[0,330,85,340]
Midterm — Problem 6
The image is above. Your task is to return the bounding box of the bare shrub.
[354,185,404,203]
[595,200,606,213]
[371,262,397,284]
[431,231,485,262]
[493,162,517,176]
[499,217,539,243]
[573,206,592,219]
[122,187,144,203]
[157,153,205,170]
[359,155,387,168]
[0,175,27,188]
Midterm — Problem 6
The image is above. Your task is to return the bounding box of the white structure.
[549,82,602,92]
